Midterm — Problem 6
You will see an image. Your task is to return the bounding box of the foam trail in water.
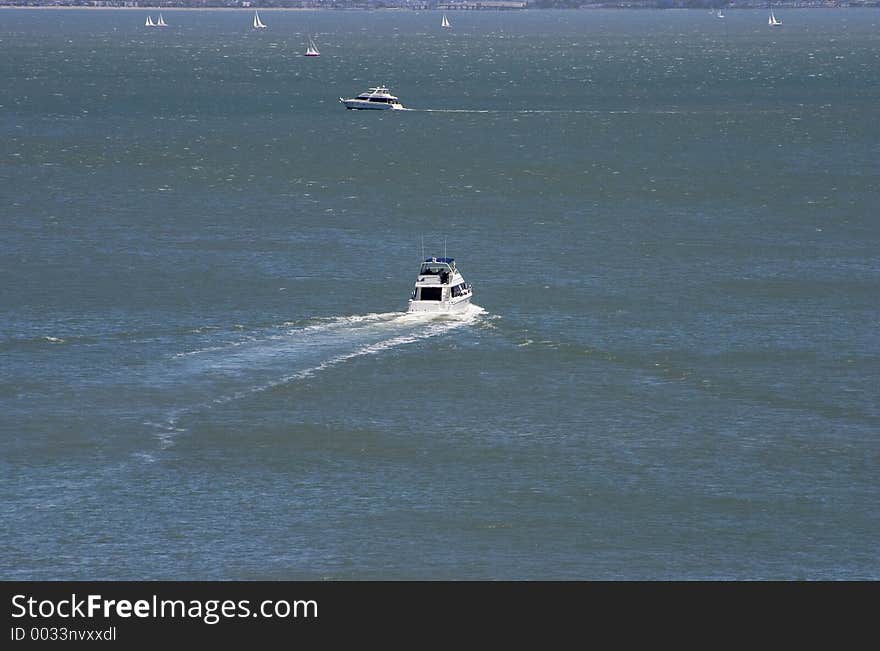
[148,305,485,447]
[414,108,603,114]
[413,108,696,115]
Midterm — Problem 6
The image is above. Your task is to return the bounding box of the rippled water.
[1,9,878,579]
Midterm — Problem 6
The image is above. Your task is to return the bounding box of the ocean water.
[1,8,878,580]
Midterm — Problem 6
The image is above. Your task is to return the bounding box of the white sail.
[253,11,266,29]
[441,14,450,28]
[768,9,782,26]
[145,16,155,27]
[305,35,320,57]
[156,14,167,27]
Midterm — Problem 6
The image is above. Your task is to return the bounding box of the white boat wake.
[410,108,703,116]
[143,305,485,449]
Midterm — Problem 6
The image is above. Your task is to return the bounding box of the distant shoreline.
[0,5,317,9]
[0,5,875,8]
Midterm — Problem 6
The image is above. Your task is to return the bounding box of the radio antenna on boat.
[444,237,447,260]
[421,235,425,261]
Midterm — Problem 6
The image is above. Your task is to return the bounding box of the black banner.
[1,581,872,644]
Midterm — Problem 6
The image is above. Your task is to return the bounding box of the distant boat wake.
[142,305,485,452]
[413,108,592,114]
[409,108,701,115]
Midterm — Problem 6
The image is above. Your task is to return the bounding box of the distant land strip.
[2,1,879,10]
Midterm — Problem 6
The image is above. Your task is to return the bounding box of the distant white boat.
[339,85,404,111]
[768,9,782,27]
[441,14,451,28]
[715,9,725,19]
[304,35,320,57]
[253,11,266,30]
[145,16,155,28]
[156,14,168,28]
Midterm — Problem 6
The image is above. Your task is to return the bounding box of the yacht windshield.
[420,264,447,275]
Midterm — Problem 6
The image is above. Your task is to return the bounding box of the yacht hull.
[407,296,471,314]
[340,99,403,110]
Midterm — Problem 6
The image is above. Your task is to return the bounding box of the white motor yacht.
[339,86,404,111]
[408,257,472,313]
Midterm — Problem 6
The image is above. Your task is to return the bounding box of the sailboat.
[768,7,782,27]
[253,11,267,30]
[156,13,168,28]
[715,8,725,18]
[145,16,155,28]
[441,14,451,28]
[304,35,320,57]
